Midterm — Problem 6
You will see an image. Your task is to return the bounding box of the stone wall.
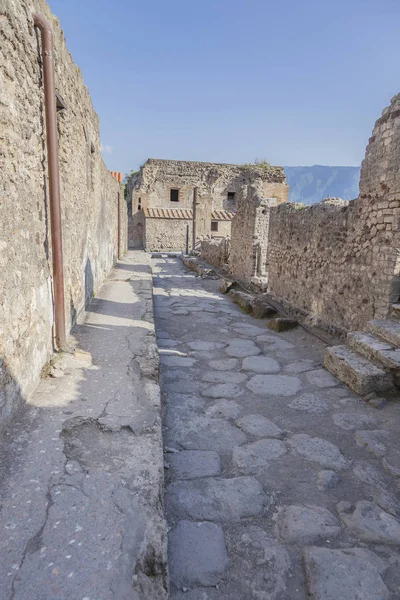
[200,237,231,268]
[229,184,278,288]
[144,218,192,252]
[126,159,288,249]
[267,94,400,331]
[0,0,127,430]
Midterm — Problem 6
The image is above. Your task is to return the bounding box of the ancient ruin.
[126,158,288,251]
[2,1,400,599]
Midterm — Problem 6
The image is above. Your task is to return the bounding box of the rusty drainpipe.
[33,13,67,350]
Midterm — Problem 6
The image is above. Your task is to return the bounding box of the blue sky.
[48,0,400,176]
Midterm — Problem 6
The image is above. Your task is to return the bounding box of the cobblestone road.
[153,257,400,600]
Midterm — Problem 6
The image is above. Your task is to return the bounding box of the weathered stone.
[267,318,298,332]
[242,356,281,374]
[367,319,400,347]
[288,434,348,470]
[382,448,400,477]
[332,412,377,431]
[201,371,247,384]
[206,400,243,420]
[284,359,316,373]
[178,418,247,453]
[324,345,392,395]
[188,341,219,351]
[235,414,283,438]
[161,355,196,368]
[208,358,238,371]
[354,429,390,457]
[166,477,269,521]
[247,374,302,396]
[303,547,389,600]
[317,470,340,491]
[235,526,291,600]
[169,521,228,587]
[232,322,267,336]
[228,289,253,313]
[347,331,400,370]
[250,297,277,319]
[306,368,339,388]
[201,382,242,398]
[169,451,222,479]
[233,439,287,473]
[276,505,341,543]
[219,279,235,294]
[225,339,261,358]
[337,500,400,544]
[288,393,329,414]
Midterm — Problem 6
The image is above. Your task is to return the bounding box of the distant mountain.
[284,165,360,205]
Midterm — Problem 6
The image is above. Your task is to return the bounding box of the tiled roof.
[142,207,235,221]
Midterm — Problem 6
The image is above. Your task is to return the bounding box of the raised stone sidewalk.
[154,256,400,600]
[0,251,167,600]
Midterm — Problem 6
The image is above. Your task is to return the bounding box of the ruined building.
[126,158,289,251]
[0,0,127,430]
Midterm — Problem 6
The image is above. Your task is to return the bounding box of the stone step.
[390,303,400,320]
[347,331,400,371]
[324,345,393,396]
[367,319,400,347]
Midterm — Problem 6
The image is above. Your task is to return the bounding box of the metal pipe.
[34,13,67,350]
[117,192,121,259]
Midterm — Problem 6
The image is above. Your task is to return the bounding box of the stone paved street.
[153,257,400,600]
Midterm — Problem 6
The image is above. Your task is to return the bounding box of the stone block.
[169,520,228,587]
[267,318,298,332]
[324,345,392,395]
[250,296,277,319]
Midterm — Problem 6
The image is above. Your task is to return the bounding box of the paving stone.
[178,419,247,452]
[205,400,243,420]
[337,500,400,544]
[306,368,339,388]
[225,338,261,358]
[163,369,192,380]
[169,520,227,587]
[188,341,219,351]
[256,334,280,343]
[266,339,295,351]
[332,412,378,431]
[208,358,238,371]
[235,526,291,599]
[354,429,390,457]
[201,382,242,399]
[303,546,389,600]
[317,470,340,491]
[247,374,302,396]
[242,356,281,374]
[231,322,267,336]
[235,414,283,438]
[276,504,341,543]
[353,462,387,487]
[161,355,196,368]
[201,371,248,384]
[284,359,316,373]
[169,451,222,479]
[288,393,329,414]
[158,339,180,347]
[166,477,269,521]
[233,439,287,474]
[166,393,206,411]
[382,448,400,477]
[288,434,349,470]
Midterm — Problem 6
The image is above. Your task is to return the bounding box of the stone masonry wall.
[229,183,278,288]
[200,237,231,268]
[127,159,288,248]
[267,94,400,331]
[0,0,127,430]
[144,218,192,252]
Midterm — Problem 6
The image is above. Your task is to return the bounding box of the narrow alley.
[154,256,400,600]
